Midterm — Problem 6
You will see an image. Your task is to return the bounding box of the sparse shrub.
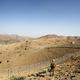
[9,76,26,80]
[0,61,2,64]
[7,60,10,63]
[26,40,28,43]
[24,48,26,50]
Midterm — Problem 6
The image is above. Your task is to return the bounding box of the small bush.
[9,76,26,80]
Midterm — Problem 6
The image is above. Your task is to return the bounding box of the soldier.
[48,59,56,76]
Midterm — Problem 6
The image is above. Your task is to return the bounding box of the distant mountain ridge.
[0,34,80,44]
[38,34,80,39]
[0,34,29,44]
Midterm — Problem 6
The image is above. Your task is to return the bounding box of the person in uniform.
[48,59,56,76]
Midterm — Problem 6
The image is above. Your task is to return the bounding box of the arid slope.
[0,35,80,69]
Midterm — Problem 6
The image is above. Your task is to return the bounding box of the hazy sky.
[0,0,80,36]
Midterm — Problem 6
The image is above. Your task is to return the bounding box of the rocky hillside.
[0,34,80,80]
[54,56,80,80]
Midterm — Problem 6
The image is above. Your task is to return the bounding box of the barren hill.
[0,34,80,80]
[0,34,31,44]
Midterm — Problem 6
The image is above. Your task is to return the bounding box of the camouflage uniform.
[48,59,56,76]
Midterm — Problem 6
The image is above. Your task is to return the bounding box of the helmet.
[52,59,55,62]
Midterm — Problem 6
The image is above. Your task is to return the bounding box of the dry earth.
[0,34,80,80]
